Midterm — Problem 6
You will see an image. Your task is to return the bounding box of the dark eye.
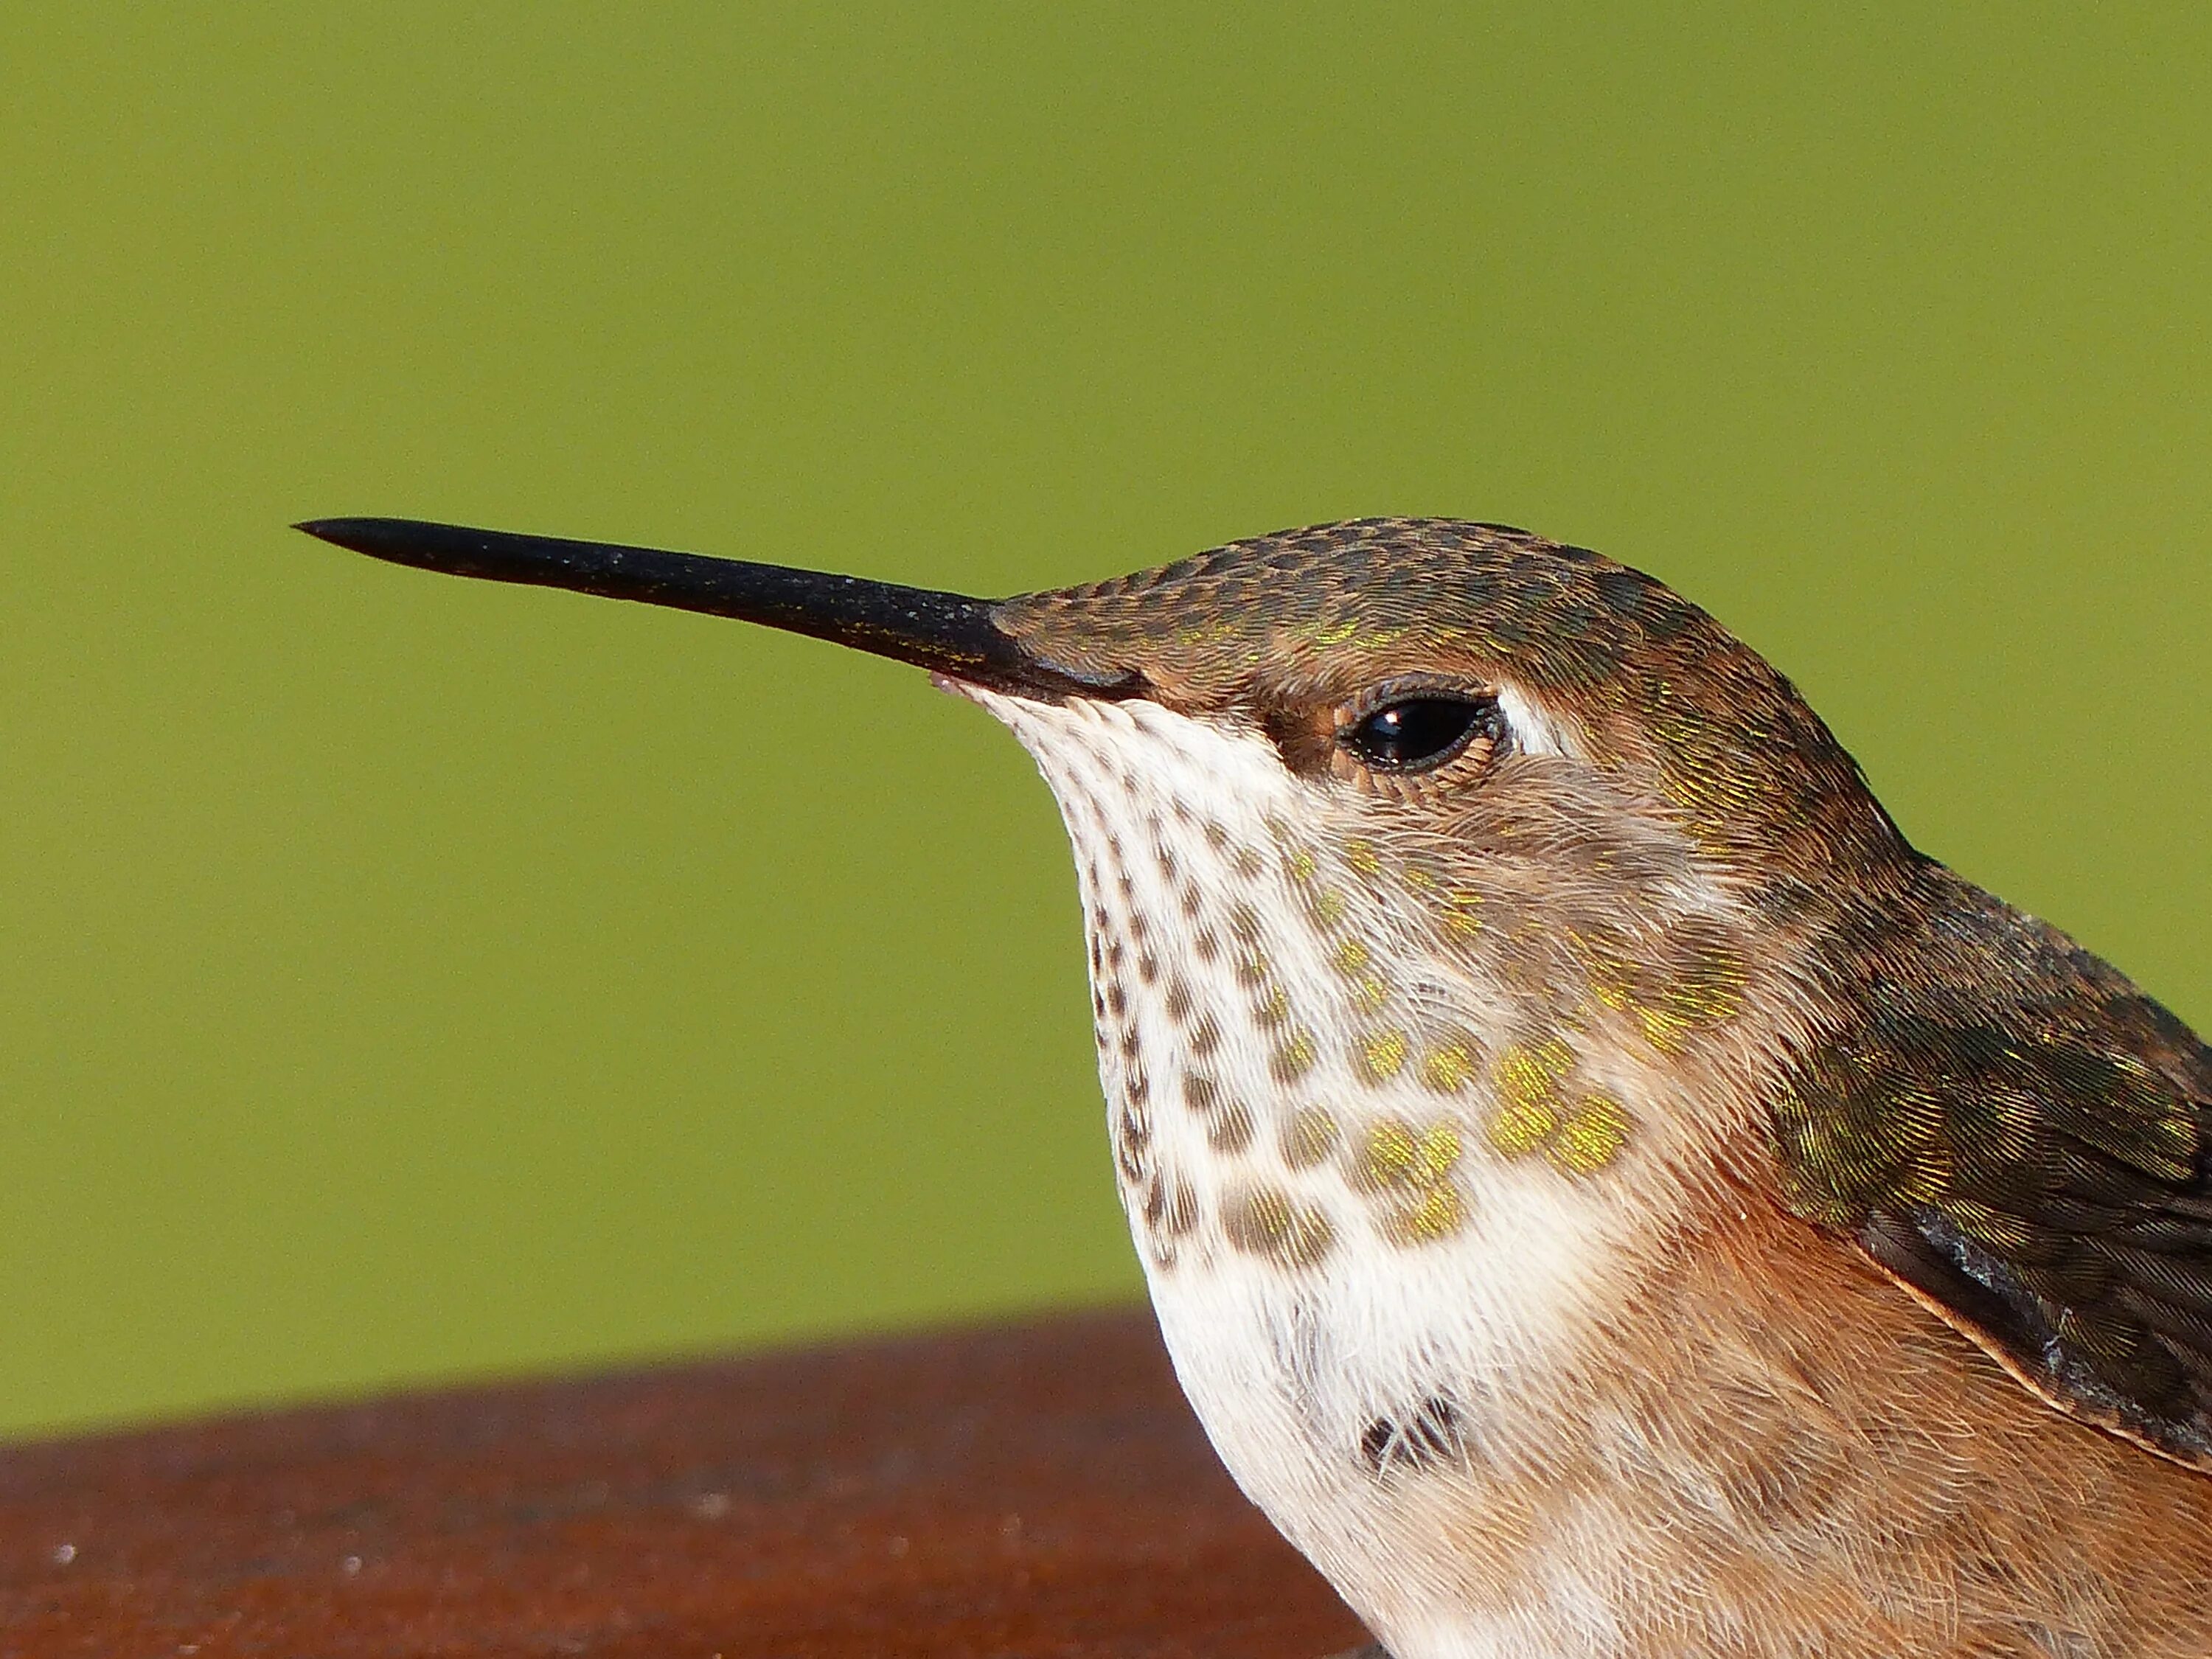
[1339,695,1500,773]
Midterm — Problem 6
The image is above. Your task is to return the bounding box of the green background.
[4,7,2207,1437]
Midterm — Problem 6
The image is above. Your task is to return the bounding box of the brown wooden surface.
[0,1307,1366,1658]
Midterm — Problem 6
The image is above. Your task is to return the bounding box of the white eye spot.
[1495,684,1574,758]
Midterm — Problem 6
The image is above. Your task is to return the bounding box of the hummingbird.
[298,514,2212,1658]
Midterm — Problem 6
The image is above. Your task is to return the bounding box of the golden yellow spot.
[1440,889,1484,937]
[1346,839,1382,877]
[1485,1094,1559,1156]
[1360,1030,1409,1082]
[1401,863,1438,891]
[1284,848,1318,883]
[1332,937,1371,975]
[1255,986,1293,1029]
[1494,1038,1574,1109]
[1282,1106,1340,1169]
[1419,1043,1477,1093]
[1350,1116,1467,1246]
[1573,934,1635,1012]
[1270,1032,1317,1082]
[1416,1121,1462,1179]
[1633,1004,1695,1054]
[1385,1183,1467,1245]
[1485,1037,1575,1155]
[1308,888,1349,926]
[1222,1184,1335,1267]
[1363,1124,1416,1186]
[1358,1118,1419,1188]
[1548,1093,1634,1174]
[1351,973,1389,1013]
[1576,922,1745,1053]
[1660,936,1746,1035]
[1355,1117,1461,1191]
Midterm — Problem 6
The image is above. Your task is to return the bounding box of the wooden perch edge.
[0,1307,1366,1657]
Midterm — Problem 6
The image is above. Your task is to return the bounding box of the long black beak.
[295,517,1138,700]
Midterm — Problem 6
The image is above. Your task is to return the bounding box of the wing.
[1770,882,2212,1472]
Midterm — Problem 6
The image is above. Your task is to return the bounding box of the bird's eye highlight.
[1338,695,1501,773]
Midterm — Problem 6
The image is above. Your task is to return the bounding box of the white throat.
[967,686,1720,1657]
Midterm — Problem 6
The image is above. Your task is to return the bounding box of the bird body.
[301,514,2212,1657]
